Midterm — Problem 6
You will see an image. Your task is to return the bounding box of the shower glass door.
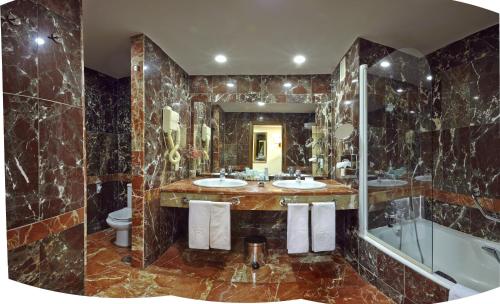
[364,49,434,270]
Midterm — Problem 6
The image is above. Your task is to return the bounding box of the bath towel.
[209,201,231,250]
[287,203,310,254]
[188,200,211,249]
[311,202,336,252]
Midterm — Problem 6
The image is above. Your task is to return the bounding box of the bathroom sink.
[272,180,327,190]
[367,179,408,187]
[193,178,248,188]
[415,175,432,182]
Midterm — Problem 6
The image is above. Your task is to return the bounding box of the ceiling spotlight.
[426,75,433,81]
[257,101,265,106]
[226,82,235,88]
[409,110,416,114]
[351,79,358,83]
[258,116,264,121]
[396,88,404,93]
[380,61,391,68]
[473,96,479,100]
[293,55,306,65]
[214,54,227,63]
[35,37,45,45]
[283,82,292,88]
[344,100,352,105]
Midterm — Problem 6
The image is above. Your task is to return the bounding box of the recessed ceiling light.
[293,55,306,65]
[257,101,265,106]
[396,88,404,93]
[351,79,358,83]
[258,116,264,121]
[426,75,433,81]
[344,100,352,105]
[409,110,416,114]
[473,96,479,100]
[35,37,45,45]
[283,82,292,88]
[226,82,235,88]
[380,61,391,68]
[214,54,227,63]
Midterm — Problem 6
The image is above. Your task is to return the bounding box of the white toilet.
[106,183,132,247]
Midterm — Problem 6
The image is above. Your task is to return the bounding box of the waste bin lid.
[245,235,266,245]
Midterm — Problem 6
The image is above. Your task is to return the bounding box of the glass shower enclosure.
[358,48,500,293]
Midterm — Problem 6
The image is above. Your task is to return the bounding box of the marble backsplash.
[3,0,85,294]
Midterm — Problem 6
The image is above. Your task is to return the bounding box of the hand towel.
[311,202,336,252]
[287,203,310,254]
[209,202,231,250]
[188,200,211,249]
[448,283,478,301]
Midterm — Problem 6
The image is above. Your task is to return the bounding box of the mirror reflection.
[191,102,332,178]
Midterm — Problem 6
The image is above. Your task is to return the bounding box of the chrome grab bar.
[279,197,336,207]
[471,187,500,223]
[482,246,500,264]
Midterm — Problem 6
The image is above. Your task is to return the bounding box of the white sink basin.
[415,175,432,182]
[367,179,408,187]
[272,180,327,190]
[193,178,248,188]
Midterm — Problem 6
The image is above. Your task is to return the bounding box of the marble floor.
[86,229,394,303]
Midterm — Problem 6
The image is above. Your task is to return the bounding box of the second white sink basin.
[193,178,248,188]
[367,179,408,187]
[272,180,327,190]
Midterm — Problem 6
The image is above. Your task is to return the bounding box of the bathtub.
[370,218,500,292]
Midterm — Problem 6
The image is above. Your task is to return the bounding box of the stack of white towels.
[287,202,336,254]
[188,200,231,250]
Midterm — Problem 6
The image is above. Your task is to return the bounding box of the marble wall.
[130,34,190,267]
[85,67,131,234]
[429,24,499,200]
[3,0,85,294]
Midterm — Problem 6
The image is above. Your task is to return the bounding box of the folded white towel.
[188,200,211,249]
[209,202,231,250]
[448,283,478,301]
[311,202,336,252]
[287,203,310,254]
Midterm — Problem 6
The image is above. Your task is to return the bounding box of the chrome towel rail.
[279,197,336,207]
[182,196,242,206]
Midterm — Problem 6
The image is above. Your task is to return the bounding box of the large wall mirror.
[191,101,333,178]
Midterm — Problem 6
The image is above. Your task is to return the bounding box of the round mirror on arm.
[333,123,354,140]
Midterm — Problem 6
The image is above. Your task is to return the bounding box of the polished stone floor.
[86,229,394,303]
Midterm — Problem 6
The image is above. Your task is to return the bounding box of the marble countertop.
[160,178,358,210]
[160,178,357,196]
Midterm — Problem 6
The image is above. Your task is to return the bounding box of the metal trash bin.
[245,235,267,269]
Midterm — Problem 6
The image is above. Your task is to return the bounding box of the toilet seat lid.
[109,207,132,221]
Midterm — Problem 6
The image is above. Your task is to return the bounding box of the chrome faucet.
[295,170,301,182]
[220,168,226,181]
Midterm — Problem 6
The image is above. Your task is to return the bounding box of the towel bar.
[279,197,336,207]
[182,196,242,206]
